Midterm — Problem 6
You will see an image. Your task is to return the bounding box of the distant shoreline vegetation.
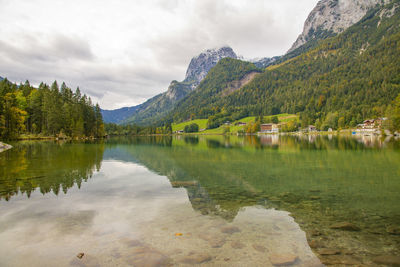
[0,78,105,140]
[104,109,400,137]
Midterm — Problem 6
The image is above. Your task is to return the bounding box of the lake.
[0,135,399,266]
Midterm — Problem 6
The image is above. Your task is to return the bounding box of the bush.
[281,120,299,132]
[184,123,199,133]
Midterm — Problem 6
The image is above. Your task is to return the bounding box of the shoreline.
[16,135,106,141]
[6,130,399,141]
[0,142,12,153]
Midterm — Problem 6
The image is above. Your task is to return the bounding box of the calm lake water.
[0,135,399,266]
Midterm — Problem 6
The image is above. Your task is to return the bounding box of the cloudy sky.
[0,0,318,110]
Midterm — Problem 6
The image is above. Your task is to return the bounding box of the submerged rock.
[220,226,241,234]
[70,254,100,267]
[269,254,298,266]
[387,225,400,235]
[309,189,321,193]
[329,222,360,231]
[252,244,267,252]
[231,241,245,249]
[318,249,340,255]
[308,240,318,249]
[170,181,198,187]
[321,255,362,265]
[126,246,171,267]
[124,239,143,247]
[199,233,226,248]
[209,238,225,248]
[372,255,400,266]
[179,253,212,264]
[0,142,12,153]
[310,230,322,237]
[192,198,204,203]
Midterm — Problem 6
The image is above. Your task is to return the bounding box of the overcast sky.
[0,0,318,110]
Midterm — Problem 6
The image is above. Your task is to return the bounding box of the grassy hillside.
[172,119,208,132]
[172,114,298,134]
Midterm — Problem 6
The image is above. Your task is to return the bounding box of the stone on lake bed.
[76,252,84,259]
[310,230,322,236]
[126,246,171,267]
[220,225,241,234]
[124,239,143,247]
[321,255,362,265]
[308,240,321,249]
[209,238,225,248]
[199,233,226,248]
[70,254,100,267]
[269,254,298,266]
[0,142,12,153]
[231,241,245,249]
[252,244,267,252]
[372,255,400,266]
[318,249,341,255]
[179,253,212,264]
[170,181,198,187]
[386,225,400,235]
[329,222,360,231]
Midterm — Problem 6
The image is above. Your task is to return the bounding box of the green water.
[0,135,399,266]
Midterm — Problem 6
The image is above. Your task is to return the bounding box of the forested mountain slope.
[121,80,193,125]
[101,106,140,124]
[166,1,400,129]
[168,58,260,123]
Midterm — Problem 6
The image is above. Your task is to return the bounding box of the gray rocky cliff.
[184,46,237,86]
[288,0,389,53]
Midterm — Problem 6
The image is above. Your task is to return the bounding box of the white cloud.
[0,0,318,109]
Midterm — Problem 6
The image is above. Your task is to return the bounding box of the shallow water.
[0,135,399,266]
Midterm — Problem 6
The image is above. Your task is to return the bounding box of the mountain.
[250,56,280,69]
[183,46,237,87]
[167,58,260,123]
[121,80,193,125]
[288,0,388,53]
[0,77,3,81]
[101,106,140,124]
[103,46,238,124]
[165,1,400,129]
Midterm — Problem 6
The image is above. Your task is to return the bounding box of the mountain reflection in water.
[0,135,399,266]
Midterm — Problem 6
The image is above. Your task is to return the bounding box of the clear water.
[0,135,399,266]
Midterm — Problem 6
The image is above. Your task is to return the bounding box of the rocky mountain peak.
[165,80,190,101]
[184,46,237,85]
[288,0,389,53]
